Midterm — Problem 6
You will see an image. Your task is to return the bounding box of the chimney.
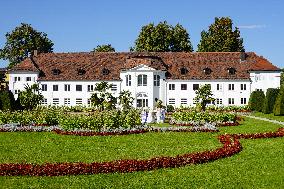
[33,50,38,56]
[240,52,246,61]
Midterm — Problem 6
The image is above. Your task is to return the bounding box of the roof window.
[180,67,188,75]
[228,67,236,75]
[102,68,110,75]
[77,68,86,75]
[52,69,61,75]
[203,67,212,75]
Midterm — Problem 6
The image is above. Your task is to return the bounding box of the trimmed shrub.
[274,86,284,115]
[248,91,265,112]
[0,90,16,111]
[166,105,174,112]
[263,88,280,114]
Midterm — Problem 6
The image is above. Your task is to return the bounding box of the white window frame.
[87,85,94,92]
[168,98,175,105]
[64,84,70,91]
[126,75,131,86]
[241,84,246,91]
[138,74,147,86]
[181,98,187,105]
[53,98,59,105]
[64,98,71,105]
[169,84,175,90]
[42,84,47,91]
[228,84,234,91]
[228,98,235,105]
[154,75,160,86]
[76,98,83,105]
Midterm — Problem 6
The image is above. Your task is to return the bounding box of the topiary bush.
[273,86,284,116]
[248,91,265,112]
[0,90,16,111]
[263,88,280,114]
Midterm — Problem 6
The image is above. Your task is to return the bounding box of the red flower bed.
[0,128,283,176]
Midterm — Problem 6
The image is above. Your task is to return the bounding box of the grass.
[252,112,284,122]
[0,117,283,188]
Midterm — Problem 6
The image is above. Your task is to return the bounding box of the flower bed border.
[0,127,283,176]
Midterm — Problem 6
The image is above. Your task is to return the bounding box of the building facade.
[8,52,281,108]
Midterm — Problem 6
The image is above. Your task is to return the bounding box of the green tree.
[91,81,117,110]
[194,84,215,111]
[18,84,44,110]
[0,90,16,110]
[118,90,134,110]
[197,17,244,52]
[273,86,284,116]
[263,88,279,114]
[93,44,115,52]
[248,91,265,112]
[133,21,193,52]
[0,23,54,68]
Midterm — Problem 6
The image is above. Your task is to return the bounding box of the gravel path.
[245,115,284,125]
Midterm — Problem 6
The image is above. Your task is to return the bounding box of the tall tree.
[0,23,54,68]
[133,21,193,52]
[197,17,244,52]
[93,44,115,52]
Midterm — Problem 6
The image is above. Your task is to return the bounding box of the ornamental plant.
[18,84,44,110]
[263,88,279,114]
[194,84,215,111]
[248,90,265,112]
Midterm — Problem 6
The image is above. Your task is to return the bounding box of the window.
[111,84,117,91]
[154,75,160,86]
[53,85,58,91]
[138,74,147,86]
[126,75,131,86]
[41,98,47,105]
[26,77,31,81]
[169,84,175,90]
[137,99,148,107]
[168,98,175,105]
[64,84,70,91]
[193,84,199,90]
[181,98,187,105]
[41,84,47,91]
[180,67,188,75]
[14,89,20,94]
[216,98,223,105]
[256,89,263,91]
[228,67,236,75]
[217,84,222,91]
[77,68,86,75]
[181,84,187,90]
[102,68,109,75]
[228,84,234,91]
[204,68,212,75]
[255,74,262,82]
[53,98,59,105]
[87,99,91,106]
[64,98,70,105]
[14,77,20,82]
[241,98,247,105]
[76,98,82,105]
[76,85,82,91]
[228,98,235,105]
[52,69,61,75]
[87,85,94,92]
[241,84,247,91]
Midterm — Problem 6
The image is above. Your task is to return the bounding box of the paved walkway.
[244,115,284,125]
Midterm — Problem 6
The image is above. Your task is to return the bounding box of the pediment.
[129,64,156,71]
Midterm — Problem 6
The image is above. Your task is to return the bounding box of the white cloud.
[237,24,267,29]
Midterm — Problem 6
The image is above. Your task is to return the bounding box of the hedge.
[263,88,280,114]
[248,91,265,112]
[274,86,284,115]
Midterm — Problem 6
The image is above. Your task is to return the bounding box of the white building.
[8,52,281,108]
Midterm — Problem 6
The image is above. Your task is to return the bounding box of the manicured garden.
[0,117,283,188]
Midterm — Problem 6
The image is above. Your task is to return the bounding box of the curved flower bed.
[0,128,283,176]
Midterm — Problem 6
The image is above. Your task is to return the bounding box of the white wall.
[250,71,281,93]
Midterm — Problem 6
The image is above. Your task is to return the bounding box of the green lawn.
[252,112,284,122]
[0,117,283,189]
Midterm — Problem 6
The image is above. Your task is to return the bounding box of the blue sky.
[1,0,283,68]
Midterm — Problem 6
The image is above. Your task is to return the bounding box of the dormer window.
[102,68,110,75]
[228,67,236,75]
[203,67,212,75]
[180,67,188,75]
[77,68,86,75]
[52,69,61,75]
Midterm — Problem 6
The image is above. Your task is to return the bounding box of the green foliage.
[166,105,174,112]
[197,17,244,52]
[18,84,44,110]
[133,21,193,52]
[248,91,265,112]
[263,88,280,114]
[91,82,116,110]
[118,90,134,110]
[59,109,142,131]
[93,44,115,52]
[194,84,215,111]
[155,100,164,108]
[273,86,284,116]
[0,90,16,111]
[0,23,53,68]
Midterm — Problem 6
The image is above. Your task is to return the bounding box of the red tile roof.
[10,52,280,81]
